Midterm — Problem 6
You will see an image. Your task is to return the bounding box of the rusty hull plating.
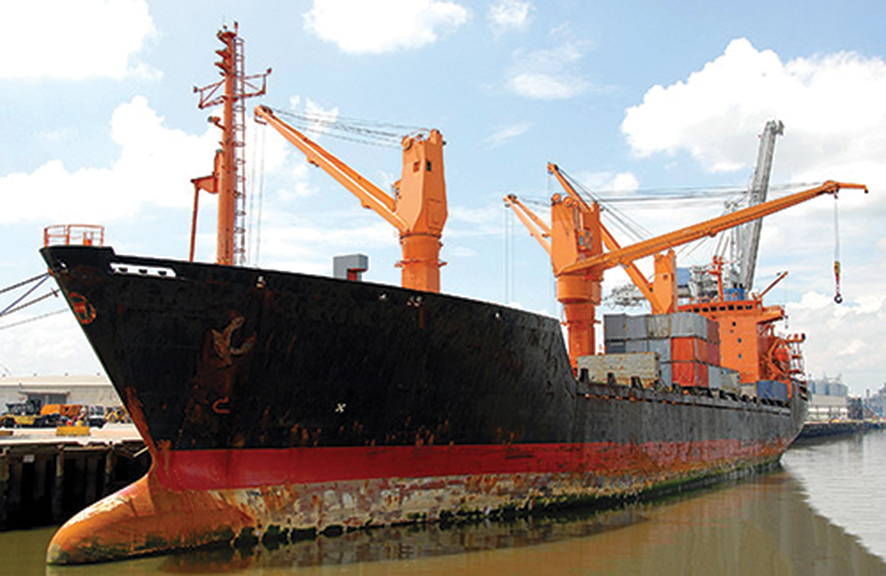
[41,245,806,564]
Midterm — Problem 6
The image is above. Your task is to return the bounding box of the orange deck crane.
[506,164,867,368]
[254,105,447,293]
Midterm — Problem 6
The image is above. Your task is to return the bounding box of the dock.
[796,420,883,442]
[0,424,148,530]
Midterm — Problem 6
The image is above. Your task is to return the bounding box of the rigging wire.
[0,290,59,318]
[1,275,50,316]
[0,273,49,297]
[0,309,67,331]
[503,204,511,303]
[247,116,257,265]
[254,121,267,266]
[0,272,62,332]
[247,118,268,266]
[269,107,428,149]
[542,169,828,270]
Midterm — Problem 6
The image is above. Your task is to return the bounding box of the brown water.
[4,431,885,575]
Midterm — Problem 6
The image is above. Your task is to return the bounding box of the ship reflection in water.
[29,446,883,575]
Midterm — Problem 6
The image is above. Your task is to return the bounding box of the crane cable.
[0,272,49,297]
[0,309,66,331]
[0,289,59,318]
[270,107,428,149]
[0,272,63,331]
[833,194,843,304]
[0,274,52,317]
[558,168,735,266]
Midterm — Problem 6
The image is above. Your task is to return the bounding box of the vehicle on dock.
[1,400,41,428]
[84,406,106,429]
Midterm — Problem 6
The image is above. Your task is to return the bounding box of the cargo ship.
[42,25,866,564]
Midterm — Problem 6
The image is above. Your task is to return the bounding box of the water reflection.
[17,444,884,575]
[157,507,644,573]
[784,429,886,561]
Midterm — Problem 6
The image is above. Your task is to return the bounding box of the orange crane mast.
[254,105,448,293]
[506,168,867,369]
[191,23,270,266]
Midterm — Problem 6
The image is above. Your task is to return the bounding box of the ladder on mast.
[191,23,270,266]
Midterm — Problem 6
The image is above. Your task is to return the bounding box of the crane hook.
[834,260,843,303]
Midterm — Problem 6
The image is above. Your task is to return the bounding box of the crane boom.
[736,119,784,293]
[561,180,868,275]
[255,105,407,231]
[255,105,448,293]
[503,194,551,254]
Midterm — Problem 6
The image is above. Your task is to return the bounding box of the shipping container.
[756,380,788,402]
[605,339,626,354]
[670,312,708,339]
[719,368,740,393]
[647,338,671,363]
[708,365,737,390]
[660,362,672,387]
[625,315,648,341]
[706,341,721,366]
[671,361,709,387]
[709,366,721,389]
[625,340,649,353]
[603,314,627,341]
[706,317,720,344]
[577,352,661,388]
[646,314,671,338]
[671,337,703,362]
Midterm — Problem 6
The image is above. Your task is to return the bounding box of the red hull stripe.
[154,440,786,492]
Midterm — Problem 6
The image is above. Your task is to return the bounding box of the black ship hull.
[41,246,806,563]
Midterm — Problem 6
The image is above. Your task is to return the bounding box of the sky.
[0,0,884,395]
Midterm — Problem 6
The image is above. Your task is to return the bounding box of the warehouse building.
[0,374,122,411]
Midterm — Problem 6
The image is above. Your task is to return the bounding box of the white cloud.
[0,312,102,377]
[303,0,469,55]
[482,123,531,148]
[622,38,886,182]
[507,40,591,100]
[488,0,533,37]
[572,170,640,196]
[0,96,216,223]
[259,220,396,275]
[0,0,157,79]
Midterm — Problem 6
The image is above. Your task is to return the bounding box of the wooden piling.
[0,440,149,531]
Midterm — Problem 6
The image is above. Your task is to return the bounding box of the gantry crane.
[254,105,447,293]
[506,165,867,368]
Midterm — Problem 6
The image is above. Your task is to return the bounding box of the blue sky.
[1,1,884,394]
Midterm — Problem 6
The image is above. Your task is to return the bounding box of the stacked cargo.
[576,353,661,388]
[604,312,739,391]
